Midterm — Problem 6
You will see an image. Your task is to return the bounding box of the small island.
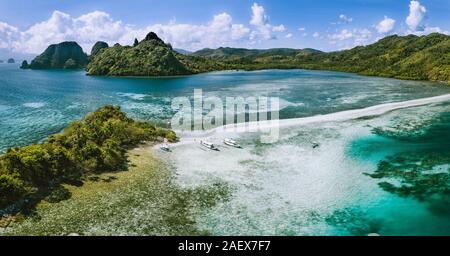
[7,58,15,64]
[21,42,88,69]
[87,32,194,76]
[0,105,176,216]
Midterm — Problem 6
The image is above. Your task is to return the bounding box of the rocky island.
[87,32,194,76]
[0,105,176,216]
[21,41,88,69]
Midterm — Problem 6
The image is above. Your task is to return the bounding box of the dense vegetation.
[87,32,193,76]
[293,33,450,83]
[86,32,449,83]
[191,33,450,83]
[90,41,109,57]
[0,105,176,214]
[86,33,323,76]
[193,47,321,60]
[21,42,88,69]
[193,33,450,82]
[22,31,449,82]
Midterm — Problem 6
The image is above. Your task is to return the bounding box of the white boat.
[223,138,241,148]
[160,143,171,152]
[200,140,217,150]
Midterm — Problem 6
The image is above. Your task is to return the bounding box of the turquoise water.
[1,63,450,152]
[346,103,450,235]
[165,102,450,236]
[1,63,450,235]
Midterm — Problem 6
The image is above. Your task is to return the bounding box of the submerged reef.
[366,110,450,212]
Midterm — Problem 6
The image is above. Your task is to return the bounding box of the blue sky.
[0,0,449,55]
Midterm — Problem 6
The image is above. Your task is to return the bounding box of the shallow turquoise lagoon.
[1,63,450,235]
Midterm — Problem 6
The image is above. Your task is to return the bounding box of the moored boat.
[200,140,217,150]
[160,143,171,152]
[223,138,241,148]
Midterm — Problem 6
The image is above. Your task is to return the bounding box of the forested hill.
[192,47,322,59]
[21,42,88,70]
[191,33,450,83]
[86,32,228,76]
[298,33,450,82]
[83,31,450,82]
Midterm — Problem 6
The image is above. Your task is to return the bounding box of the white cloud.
[231,24,251,40]
[285,33,293,39]
[353,28,372,46]
[146,12,251,50]
[376,16,396,34]
[1,3,288,54]
[272,24,286,32]
[0,22,20,49]
[249,3,284,40]
[403,1,448,36]
[328,28,373,48]
[329,29,353,41]
[18,11,129,53]
[339,14,353,24]
[313,32,321,38]
[331,14,354,26]
[208,12,232,32]
[406,1,426,32]
[298,27,306,31]
[1,8,277,53]
[400,1,450,36]
[250,3,269,27]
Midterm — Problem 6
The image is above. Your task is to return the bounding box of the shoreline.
[87,68,450,84]
[17,64,448,84]
[3,144,229,236]
[174,93,450,140]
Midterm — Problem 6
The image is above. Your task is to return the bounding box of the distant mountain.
[21,42,88,70]
[192,47,321,59]
[7,58,15,64]
[191,33,449,83]
[296,33,450,82]
[174,48,192,55]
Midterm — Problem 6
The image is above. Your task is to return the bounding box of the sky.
[0,0,449,56]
